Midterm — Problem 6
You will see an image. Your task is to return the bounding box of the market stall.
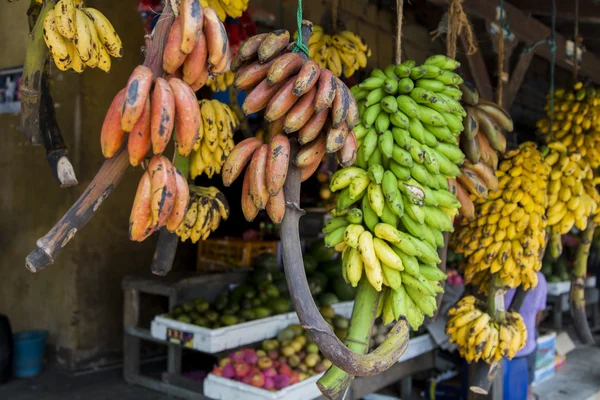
[3,0,600,399]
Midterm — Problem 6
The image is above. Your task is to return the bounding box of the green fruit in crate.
[254,253,279,272]
[239,309,256,320]
[177,315,192,323]
[253,307,272,319]
[264,284,281,298]
[320,306,336,319]
[308,240,336,262]
[220,315,239,326]
[319,292,340,306]
[205,310,219,322]
[332,276,357,301]
[267,297,291,314]
[303,254,319,274]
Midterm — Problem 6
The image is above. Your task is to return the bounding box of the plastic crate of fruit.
[203,372,324,400]
[197,239,279,272]
[151,313,293,353]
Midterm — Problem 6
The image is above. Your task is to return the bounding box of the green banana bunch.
[329,54,465,330]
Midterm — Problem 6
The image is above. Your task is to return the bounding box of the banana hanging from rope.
[207,71,235,92]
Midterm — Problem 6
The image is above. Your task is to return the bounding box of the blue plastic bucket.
[12,331,48,378]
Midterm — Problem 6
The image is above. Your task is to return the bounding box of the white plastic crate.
[150,313,294,353]
[398,334,436,362]
[547,281,571,296]
[586,276,596,288]
[203,372,324,400]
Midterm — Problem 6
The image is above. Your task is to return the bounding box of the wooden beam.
[503,51,535,109]
[428,0,600,84]
[509,0,600,23]
[461,31,494,100]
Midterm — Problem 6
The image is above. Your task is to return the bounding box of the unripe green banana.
[391,127,411,148]
[442,112,463,134]
[394,64,411,78]
[381,201,399,227]
[368,147,383,168]
[419,264,447,281]
[424,124,455,143]
[393,248,420,277]
[422,147,441,175]
[435,70,463,85]
[378,130,394,158]
[383,79,399,95]
[402,286,425,330]
[410,237,440,264]
[428,146,461,177]
[363,103,382,127]
[382,264,402,291]
[410,162,439,189]
[354,123,369,140]
[432,189,461,208]
[406,138,426,164]
[392,145,414,167]
[323,217,349,234]
[399,180,425,205]
[368,164,385,184]
[423,205,454,232]
[366,88,386,107]
[371,68,387,79]
[415,78,446,92]
[405,285,436,317]
[396,95,420,119]
[330,167,368,192]
[436,142,464,164]
[359,77,385,90]
[346,208,363,224]
[408,117,426,143]
[384,64,397,80]
[404,197,425,224]
[360,128,378,160]
[375,112,391,133]
[424,54,460,70]
[410,88,451,113]
[410,67,427,80]
[381,95,398,113]
[436,175,449,190]
[389,110,410,129]
[397,77,414,94]
[324,226,346,248]
[336,187,357,212]
[362,195,380,231]
[441,87,462,101]
[420,64,443,78]
[388,159,411,181]
[401,271,436,296]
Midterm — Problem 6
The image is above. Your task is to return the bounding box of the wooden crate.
[197,239,278,272]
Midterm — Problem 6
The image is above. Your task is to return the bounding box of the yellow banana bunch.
[446,295,527,364]
[453,142,551,292]
[296,26,370,78]
[42,0,122,73]
[536,82,600,168]
[200,0,247,20]
[190,100,239,179]
[207,71,235,92]
[544,143,598,242]
[324,55,467,330]
[175,186,229,243]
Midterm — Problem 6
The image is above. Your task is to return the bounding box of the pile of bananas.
[42,0,122,72]
[207,71,235,92]
[454,82,514,221]
[175,186,230,243]
[446,296,527,363]
[130,155,189,242]
[164,2,230,91]
[536,82,600,168]
[190,100,239,179]
[224,25,359,223]
[453,142,550,291]
[545,142,598,235]
[302,26,370,78]
[324,54,466,330]
[200,0,248,20]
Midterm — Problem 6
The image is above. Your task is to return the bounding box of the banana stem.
[280,141,410,380]
[24,3,176,272]
[20,0,53,145]
[317,277,380,398]
[570,220,595,344]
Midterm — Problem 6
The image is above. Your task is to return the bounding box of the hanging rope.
[496,0,506,105]
[445,0,477,59]
[573,0,580,83]
[395,0,404,64]
[549,0,557,140]
[292,0,310,56]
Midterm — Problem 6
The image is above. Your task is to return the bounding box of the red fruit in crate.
[262,367,277,378]
[249,367,261,376]
[289,372,299,385]
[219,358,231,368]
[230,350,246,363]
[243,349,258,365]
[274,374,291,390]
[264,376,275,390]
[267,350,279,360]
[278,363,292,376]
[242,375,252,385]
[250,371,266,388]
[222,363,235,379]
[212,366,223,376]
[234,362,250,378]
[271,360,280,369]
[257,356,273,369]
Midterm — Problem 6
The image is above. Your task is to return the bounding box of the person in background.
[505,271,547,400]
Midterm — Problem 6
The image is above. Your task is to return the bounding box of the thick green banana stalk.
[570,220,595,344]
[317,277,380,398]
